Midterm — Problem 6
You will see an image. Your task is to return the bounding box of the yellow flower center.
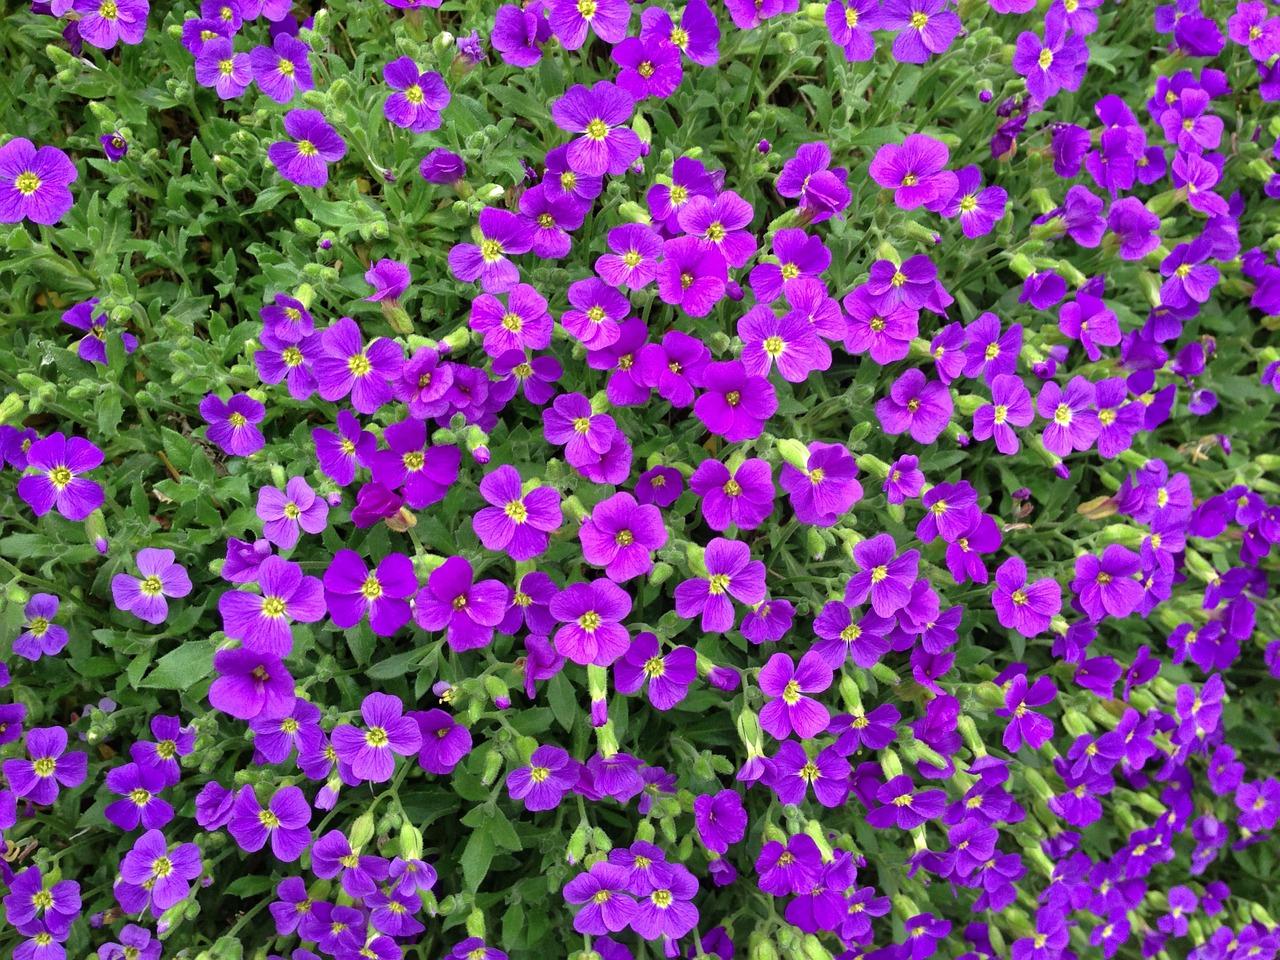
[100,0,118,17]
[651,889,673,908]
[140,575,165,596]
[669,184,688,205]
[28,617,49,636]
[724,479,742,496]
[781,679,802,704]
[403,450,425,471]
[706,222,726,242]
[406,84,424,104]
[529,765,550,782]
[763,335,785,356]
[644,656,665,678]
[578,611,602,631]
[259,809,280,828]
[283,346,304,367]
[1038,48,1053,69]
[587,305,606,324]
[48,465,73,488]
[615,529,634,546]
[480,238,503,262]
[505,500,528,523]
[348,353,372,377]
[33,757,56,777]
[577,0,597,15]
[360,575,383,600]
[537,213,555,229]
[910,11,928,28]
[845,6,859,25]
[993,404,1008,424]
[708,573,731,595]
[585,118,609,141]
[262,595,287,618]
[1053,403,1072,425]
[638,61,654,78]
[670,26,689,46]
[297,140,318,157]
[229,412,247,427]
[278,58,295,76]
[365,726,389,748]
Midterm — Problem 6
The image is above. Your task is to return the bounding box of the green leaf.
[460,824,495,892]
[141,640,216,690]
[547,672,577,732]
[223,875,275,897]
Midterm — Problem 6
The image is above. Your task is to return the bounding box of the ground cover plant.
[2,0,1280,957]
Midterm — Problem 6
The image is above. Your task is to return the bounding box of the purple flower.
[208,648,295,721]
[368,420,460,509]
[98,925,160,960]
[413,556,510,651]
[313,317,402,414]
[614,632,696,709]
[941,165,1007,238]
[119,829,201,913]
[779,441,862,526]
[61,298,138,364]
[551,81,641,176]
[194,37,251,98]
[3,727,87,805]
[111,549,192,625]
[218,556,324,657]
[14,593,69,661]
[690,457,774,530]
[775,142,850,221]
[750,229,830,304]
[639,0,720,66]
[673,537,766,632]
[881,0,961,62]
[563,863,637,935]
[992,557,1062,637]
[228,785,311,861]
[332,692,423,783]
[562,277,629,350]
[551,579,633,666]
[580,492,667,582]
[412,709,473,774]
[868,135,957,210]
[679,189,757,268]
[250,33,313,102]
[1059,291,1121,362]
[612,35,683,100]
[17,432,104,520]
[693,789,747,853]
[382,57,450,132]
[74,0,148,48]
[596,223,663,290]
[876,368,952,444]
[448,207,533,293]
[518,184,585,260]
[1071,545,1143,621]
[313,410,375,487]
[884,455,924,503]
[257,476,328,549]
[630,863,699,940]
[656,235,728,316]
[493,3,552,66]
[972,374,1034,454]
[758,651,833,739]
[364,258,410,302]
[846,533,919,617]
[867,774,946,828]
[548,0,630,49]
[420,148,466,184]
[255,328,319,399]
[694,360,778,442]
[323,550,417,636]
[200,393,265,457]
[994,673,1057,750]
[842,288,917,364]
[826,0,881,60]
[1106,196,1160,260]
[507,744,577,810]
[473,465,562,561]
[3,865,80,935]
[738,306,831,383]
[104,762,173,831]
[1037,376,1099,456]
[268,110,347,188]
[1012,18,1088,102]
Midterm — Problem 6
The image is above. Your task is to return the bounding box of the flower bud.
[349,812,376,850]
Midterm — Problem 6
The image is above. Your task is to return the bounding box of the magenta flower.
[694,360,778,442]
[228,785,311,861]
[673,538,766,632]
[612,35,683,100]
[656,236,727,316]
[382,57,450,132]
[867,774,946,828]
[776,142,851,222]
[195,38,251,99]
[413,556,510,651]
[550,81,642,176]
[868,135,956,210]
[842,288,917,364]
[61,298,138,364]
[579,492,668,582]
[941,165,1008,238]
[200,393,265,457]
[629,863,699,940]
[470,284,552,356]
[758,651,833,739]
[738,306,831,383]
[992,557,1062,637]
[75,0,149,48]
[111,549,192,625]
[678,189,757,268]
[875,368,953,444]
[17,432,103,521]
[0,138,77,226]
[208,648,295,721]
[550,579,633,666]
[596,223,663,290]
[323,550,416,636]
[1012,18,1088,102]
[690,457,774,530]
[267,110,347,188]
[257,476,328,549]
[473,465,562,561]
[562,277,629,350]
[313,410,375,487]
[219,556,324,657]
[2,727,87,805]
[507,745,577,812]
[412,709,473,774]
[826,0,881,60]
[332,692,423,783]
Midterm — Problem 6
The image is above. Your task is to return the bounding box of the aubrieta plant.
[2,0,1280,958]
